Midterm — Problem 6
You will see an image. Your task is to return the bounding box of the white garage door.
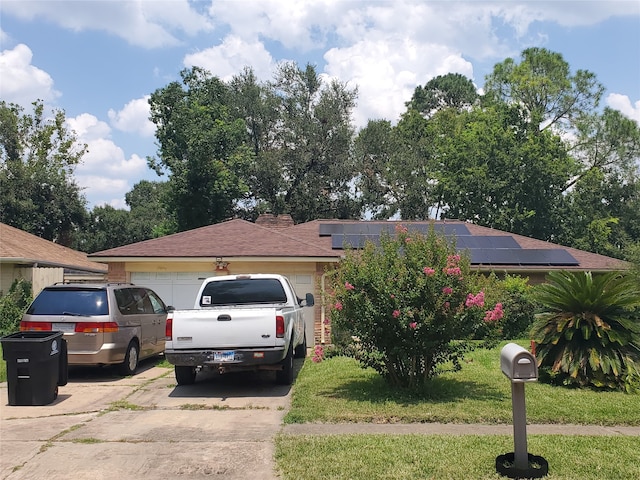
[131,272,212,310]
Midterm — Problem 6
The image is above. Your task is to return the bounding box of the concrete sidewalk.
[281,422,640,436]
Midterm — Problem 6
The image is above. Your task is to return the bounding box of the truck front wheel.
[276,344,294,385]
[175,365,196,385]
[294,332,307,359]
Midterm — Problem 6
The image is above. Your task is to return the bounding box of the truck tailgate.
[170,307,280,349]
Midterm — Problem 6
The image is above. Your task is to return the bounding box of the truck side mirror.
[304,293,315,307]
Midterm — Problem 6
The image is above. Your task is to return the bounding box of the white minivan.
[20,283,171,375]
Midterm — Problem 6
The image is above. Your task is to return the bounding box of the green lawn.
[275,342,640,480]
[285,342,639,425]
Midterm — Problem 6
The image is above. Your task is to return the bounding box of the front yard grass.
[284,341,639,425]
[275,341,640,479]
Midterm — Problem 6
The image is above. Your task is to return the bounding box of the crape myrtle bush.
[326,225,510,388]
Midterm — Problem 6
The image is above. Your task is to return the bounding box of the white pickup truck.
[164,274,314,385]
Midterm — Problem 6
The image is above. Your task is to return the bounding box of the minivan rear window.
[27,288,109,316]
[200,279,287,306]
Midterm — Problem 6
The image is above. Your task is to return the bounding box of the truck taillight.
[75,322,119,333]
[20,321,52,331]
[276,315,285,338]
[165,315,173,340]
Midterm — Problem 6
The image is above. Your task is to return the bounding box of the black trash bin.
[1,331,68,406]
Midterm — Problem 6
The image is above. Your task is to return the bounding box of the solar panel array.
[321,223,579,266]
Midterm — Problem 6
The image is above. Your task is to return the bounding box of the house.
[88,215,629,346]
[0,222,108,298]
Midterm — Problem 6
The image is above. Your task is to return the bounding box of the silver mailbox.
[500,343,538,382]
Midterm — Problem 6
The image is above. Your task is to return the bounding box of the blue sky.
[1,1,639,209]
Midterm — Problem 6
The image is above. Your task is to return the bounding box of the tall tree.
[406,73,478,117]
[147,67,252,231]
[484,47,604,133]
[0,100,87,245]
[266,62,359,222]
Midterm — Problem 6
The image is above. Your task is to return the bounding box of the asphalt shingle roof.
[89,217,628,273]
[0,223,108,273]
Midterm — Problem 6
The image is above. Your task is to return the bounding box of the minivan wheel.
[175,366,196,385]
[118,341,139,376]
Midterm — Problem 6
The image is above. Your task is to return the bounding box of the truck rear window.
[199,279,287,306]
[27,288,109,316]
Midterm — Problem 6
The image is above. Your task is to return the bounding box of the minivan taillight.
[20,321,52,331]
[276,315,285,338]
[165,315,173,340]
[75,322,119,333]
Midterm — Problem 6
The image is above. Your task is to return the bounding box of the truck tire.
[276,344,294,385]
[175,366,197,385]
[294,332,307,359]
[118,340,139,376]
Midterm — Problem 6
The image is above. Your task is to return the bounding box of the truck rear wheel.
[276,344,294,385]
[175,365,196,385]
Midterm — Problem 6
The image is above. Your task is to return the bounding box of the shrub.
[0,278,32,335]
[531,270,640,393]
[326,225,503,388]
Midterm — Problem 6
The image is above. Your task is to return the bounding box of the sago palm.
[531,270,640,392]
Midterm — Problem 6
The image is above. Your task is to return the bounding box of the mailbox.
[500,343,538,382]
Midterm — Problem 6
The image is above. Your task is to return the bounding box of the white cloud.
[108,96,155,137]
[184,34,276,81]
[66,113,148,208]
[324,38,474,127]
[607,93,640,124]
[0,44,60,105]
[1,0,211,48]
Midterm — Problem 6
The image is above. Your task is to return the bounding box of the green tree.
[266,62,359,221]
[484,47,604,133]
[531,271,640,392]
[327,226,504,388]
[125,180,176,238]
[147,67,252,231]
[0,100,87,245]
[406,73,478,117]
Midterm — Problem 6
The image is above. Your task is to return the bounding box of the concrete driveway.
[1,360,297,480]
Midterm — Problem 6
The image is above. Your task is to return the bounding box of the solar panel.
[319,224,345,236]
[320,222,471,237]
[455,236,520,249]
[468,249,579,266]
[331,234,381,249]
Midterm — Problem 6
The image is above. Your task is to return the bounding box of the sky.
[1,0,639,210]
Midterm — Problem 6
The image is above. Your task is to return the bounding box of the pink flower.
[465,291,485,308]
[484,303,504,322]
[443,267,462,276]
[442,287,453,295]
[392,310,401,318]
[405,237,412,243]
[444,301,450,309]
[395,224,408,234]
[334,301,343,311]
[409,322,417,330]
[423,267,436,276]
[447,254,461,265]
[345,281,355,290]
[390,294,395,299]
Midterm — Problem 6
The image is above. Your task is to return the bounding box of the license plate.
[52,322,75,333]
[214,351,235,362]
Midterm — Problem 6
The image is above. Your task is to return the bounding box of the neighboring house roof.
[89,217,628,274]
[0,223,108,273]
